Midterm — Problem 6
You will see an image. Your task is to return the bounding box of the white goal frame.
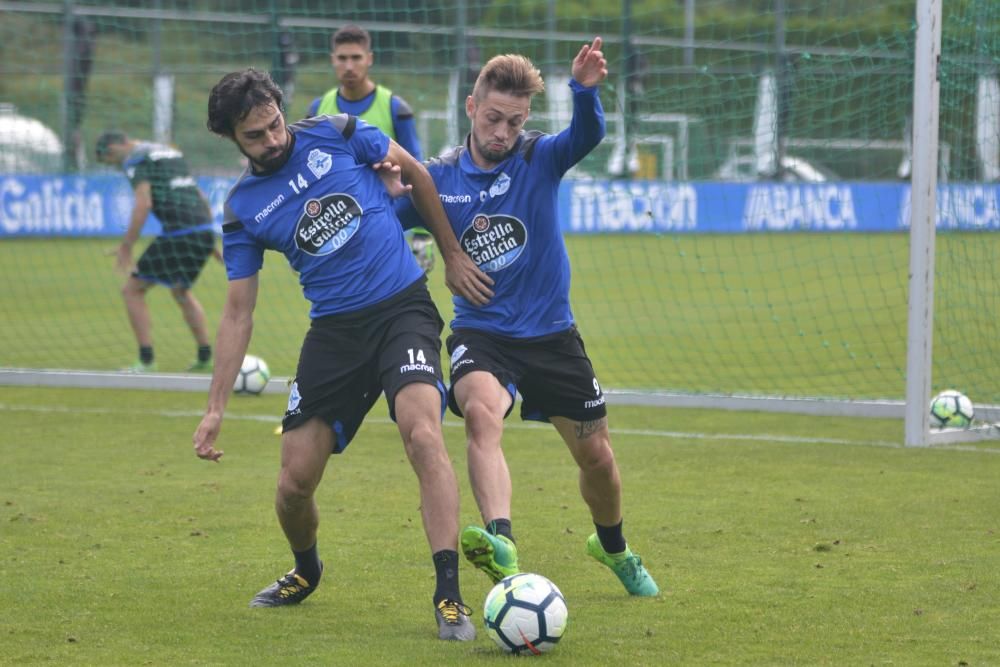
[903,0,999,446]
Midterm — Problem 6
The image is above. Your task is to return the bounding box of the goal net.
[0,1,997,435]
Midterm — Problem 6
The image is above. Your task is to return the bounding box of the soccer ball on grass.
[234,354,270,395]
[929,389,973,429]
[483,572,568,655]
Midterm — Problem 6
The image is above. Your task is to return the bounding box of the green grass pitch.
[2,386,999,664]
[3,232,996,402]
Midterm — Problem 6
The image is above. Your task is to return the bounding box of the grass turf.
[2,232,997,403]
[2,386,999,665]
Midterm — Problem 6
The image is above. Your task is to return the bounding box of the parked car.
[714,153,838,183]
[0,104,63,173]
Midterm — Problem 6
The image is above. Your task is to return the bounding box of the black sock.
[197,345,211,363]
[293,543,322,585]
[485,518,514,543]
[139,346,154,365]
[595,520,627,555]
[432,549,461,604]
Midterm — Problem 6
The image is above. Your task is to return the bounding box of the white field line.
[5,401,1000,454]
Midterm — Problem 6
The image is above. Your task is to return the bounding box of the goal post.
[905,0,1000,446]
[903,0,942,448]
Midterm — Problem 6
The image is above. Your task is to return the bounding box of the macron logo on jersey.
[440,193,473,204]
[147,148,182,161]
[254,193,285,224]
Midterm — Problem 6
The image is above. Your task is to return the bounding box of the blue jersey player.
[394,38,659,598]
[193,68,493,641]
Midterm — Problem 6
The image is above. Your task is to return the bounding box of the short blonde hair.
[472,54,545,102]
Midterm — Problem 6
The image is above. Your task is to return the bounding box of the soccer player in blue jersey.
[393,37,660,597]
[307,24,436,273]
[192,68,493,640]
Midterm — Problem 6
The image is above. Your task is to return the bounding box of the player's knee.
[461,395,505,430]
[276,468,315,507]
[578,439,617,475]
[400,416,442,452]
[121,282,141,300]
[401,424,449,477]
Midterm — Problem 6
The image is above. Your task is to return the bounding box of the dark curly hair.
[207,67,284,139]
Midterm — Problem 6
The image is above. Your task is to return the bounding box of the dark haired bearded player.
[194,67,494,640]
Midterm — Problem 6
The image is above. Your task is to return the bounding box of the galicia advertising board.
[0,174,235,237]
[1,175,999,236]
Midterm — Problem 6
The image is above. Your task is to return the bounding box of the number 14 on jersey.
[288,173,309,194]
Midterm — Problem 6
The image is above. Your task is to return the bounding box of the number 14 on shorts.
[401,348,434,374]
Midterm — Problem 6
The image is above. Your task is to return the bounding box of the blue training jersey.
[221,114,423,318]
[396,79,605,338]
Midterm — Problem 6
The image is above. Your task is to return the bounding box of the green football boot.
[460,525,520,584]
[586,533,660,596]
[186,360,213,373]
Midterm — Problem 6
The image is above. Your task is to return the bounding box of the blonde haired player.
[393,37,660,597]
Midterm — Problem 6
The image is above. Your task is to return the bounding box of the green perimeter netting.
[0,1,997,406]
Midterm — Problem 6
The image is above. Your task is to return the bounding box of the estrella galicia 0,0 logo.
[294,193,362,256]
[459,214,527,272]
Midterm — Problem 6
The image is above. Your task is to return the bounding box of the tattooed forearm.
[575,417,607,439]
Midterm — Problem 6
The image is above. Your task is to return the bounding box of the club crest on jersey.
[295,193,362,256]
[460,213,526,272]
[489,172,511,198]
[307,149,332,179]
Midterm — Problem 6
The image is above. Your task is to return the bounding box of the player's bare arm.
[385,140,495,305]
[572,36,608,88]
[196,189,225,263]
[112,181,153,273]
[193,274,258,462]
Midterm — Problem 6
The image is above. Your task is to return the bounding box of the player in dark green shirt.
[96,131,217,372]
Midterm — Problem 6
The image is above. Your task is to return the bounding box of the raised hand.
[572,36,608,88]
